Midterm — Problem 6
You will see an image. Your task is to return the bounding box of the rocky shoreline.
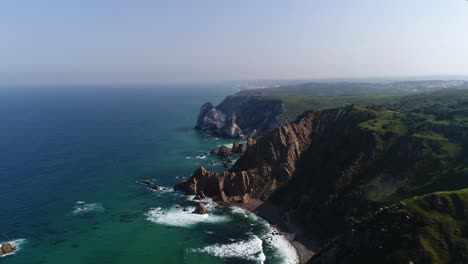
[226,197,318,263]
[175,137,317,263]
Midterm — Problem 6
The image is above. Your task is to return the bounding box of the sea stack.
[193,203,209,214]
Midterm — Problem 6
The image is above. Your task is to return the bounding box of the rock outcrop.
[1,242,17,255]
[246,137,256,150]
[195,102,224,130]
[232,142,244,154]
[242,193,250,204]
[193,203,209,214]
[217,114,244,138]
[185,93,468,263]
[217,145,232,157]
[195,95,285,138]
[177,107,362,201]
[175,166,256,198]
[209,148,219,155]
[198,190,206,199]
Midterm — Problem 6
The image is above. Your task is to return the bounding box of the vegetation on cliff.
[182,86,468,263]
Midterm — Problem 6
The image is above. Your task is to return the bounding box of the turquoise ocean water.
[0,85,296,264]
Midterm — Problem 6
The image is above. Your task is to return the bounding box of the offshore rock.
[209,148,219,155]
[1,242,16,254]
[217,145,232,157]
[193,203,209,214]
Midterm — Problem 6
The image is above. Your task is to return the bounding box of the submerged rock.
[137,180,152,185]
[150,185,160,191]
[193,203,209,214]
[209,148,219,155]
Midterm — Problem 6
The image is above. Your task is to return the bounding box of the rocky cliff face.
[195,95,285,138]
[178,105,375,201]
[195,102,224,130]
[180,103,468,263]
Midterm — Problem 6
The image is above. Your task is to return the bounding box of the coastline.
[224,197,319,263]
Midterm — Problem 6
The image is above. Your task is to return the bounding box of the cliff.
[178,100,468,263]
[195,95,284,138]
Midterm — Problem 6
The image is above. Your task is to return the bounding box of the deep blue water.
[0,85,296,264]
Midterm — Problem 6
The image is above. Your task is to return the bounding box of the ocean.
[0,85,297,264]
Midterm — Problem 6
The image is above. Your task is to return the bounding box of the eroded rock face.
[217,96,285,136]
[176,108,320,201]
[198,190,206,199]
[195,102,224,130]
[175,166,256,198]
[220,191,228,203]
[232,142,244,154]
[195,95,285,138]
[218,114,244,138]
[217,145,232,157]
[242,193,250,204]
[246,137,256,150]
[193,203,209,214]
[178,106,381,206]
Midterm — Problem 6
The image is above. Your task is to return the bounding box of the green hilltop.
[245,83,468,263]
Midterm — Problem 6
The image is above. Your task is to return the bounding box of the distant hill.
[237,80,468,97]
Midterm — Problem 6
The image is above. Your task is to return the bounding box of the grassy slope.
[405,189,468,263]
[237,85,468,262]
[266,90,468,263]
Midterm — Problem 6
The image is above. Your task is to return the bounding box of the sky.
[0,0,467,84]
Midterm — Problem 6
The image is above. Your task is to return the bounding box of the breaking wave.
[190,235,266,263]
[72,202,105,215]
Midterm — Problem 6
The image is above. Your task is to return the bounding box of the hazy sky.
[1,0,467,84]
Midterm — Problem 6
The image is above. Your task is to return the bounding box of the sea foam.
[220,143,233,149]
[0,239,26,258]
[263,227,299,264]
[191,235,266,263]
[146,206,229,227]
[72,202,105,215]
[230,206,299,264]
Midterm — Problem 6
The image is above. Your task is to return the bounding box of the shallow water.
[0,85,297,264]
